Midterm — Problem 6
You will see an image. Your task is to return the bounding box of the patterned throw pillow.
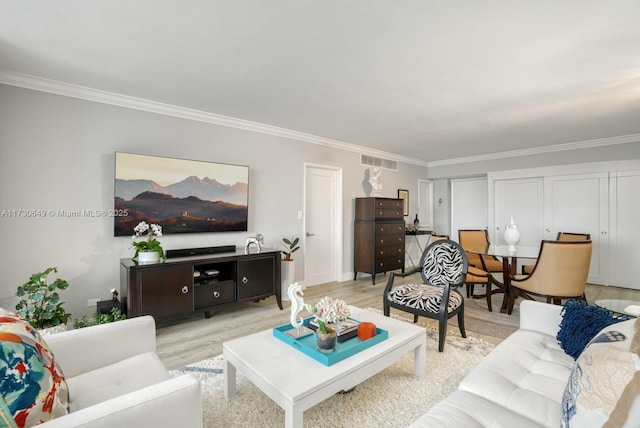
[561,316,640,428]
[0,312,70,427]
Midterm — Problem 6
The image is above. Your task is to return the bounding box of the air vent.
[360,154,398,171]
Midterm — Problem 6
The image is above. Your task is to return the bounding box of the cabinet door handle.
[242,276,248,284]
[181,286,189,294]
[213,291,220,298]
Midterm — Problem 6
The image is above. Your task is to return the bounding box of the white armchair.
[41,316,202,428]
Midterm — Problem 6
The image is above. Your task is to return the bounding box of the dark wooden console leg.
[204,311,211,319]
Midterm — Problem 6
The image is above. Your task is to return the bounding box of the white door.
[304,164,342,286]
[418,179,434,231]
[492,177,544,246]
[609,170,640,290]
[544,173,609,285]
[450,178,488,242]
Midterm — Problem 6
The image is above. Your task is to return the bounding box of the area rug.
[463,293,520,339]
[170,323,494,427]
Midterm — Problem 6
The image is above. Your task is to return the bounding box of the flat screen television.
[114,152,249,236]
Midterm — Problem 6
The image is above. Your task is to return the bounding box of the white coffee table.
[223,306,426,428]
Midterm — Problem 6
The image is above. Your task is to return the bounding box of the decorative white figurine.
[288,282,305,329]
[504,216,521,251]
[369,167,382,197]
[244,233,264,254]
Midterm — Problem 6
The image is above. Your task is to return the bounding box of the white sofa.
[41,316,202,428]
[411,300,639,428]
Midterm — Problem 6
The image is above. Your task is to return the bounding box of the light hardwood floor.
[156,274,640,370]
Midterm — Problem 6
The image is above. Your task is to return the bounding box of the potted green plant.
[16,267,71,331]
[73,307,127,329]
[281,237,300,301]
[131,221,165,262]
[282,237,300,261]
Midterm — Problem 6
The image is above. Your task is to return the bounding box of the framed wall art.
[114,152,249,236]
[397,189,409,216]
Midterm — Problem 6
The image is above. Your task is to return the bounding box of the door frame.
[303,163,343,287]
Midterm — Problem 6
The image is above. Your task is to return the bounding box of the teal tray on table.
[272,317,388,366]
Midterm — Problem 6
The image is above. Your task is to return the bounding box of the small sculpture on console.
[288,282,305,328]
[369,167,382,197]
[244,233,264,254]
[287,282,312,337]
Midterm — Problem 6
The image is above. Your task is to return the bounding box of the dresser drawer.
[376,245,404,258]
[355,198,404,220]
[375,234,405,248]
[375,223,405,235]
[374,207,403,219]
[376,256,404,270]
[194,280,235,308]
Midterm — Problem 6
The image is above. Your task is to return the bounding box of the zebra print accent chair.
[383,239,468,352]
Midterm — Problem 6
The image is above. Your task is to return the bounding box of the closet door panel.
[609,171,640,290]
[493,178,543,247]
[544,173,608,284]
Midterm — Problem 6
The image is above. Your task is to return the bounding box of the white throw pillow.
[561,317,640,428]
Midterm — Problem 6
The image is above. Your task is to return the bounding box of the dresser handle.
[213,291,220,298]
[181,286,189,294]
[242,276,248,284]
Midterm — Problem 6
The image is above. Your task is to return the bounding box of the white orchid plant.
[305,296,350,334]
[131,221,164,260]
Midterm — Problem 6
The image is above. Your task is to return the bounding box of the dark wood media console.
[120,248,282,322]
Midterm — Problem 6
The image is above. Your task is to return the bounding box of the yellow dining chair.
[458,229,503,301]
[521,232,591,274]
[458,229,503,273]
[507,240,592,314]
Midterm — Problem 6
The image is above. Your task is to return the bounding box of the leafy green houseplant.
[73,307,127,329]
[16,267,71,329]
[282,237,300,261]
[131,221,165,260]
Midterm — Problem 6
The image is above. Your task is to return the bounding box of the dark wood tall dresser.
[354,197,405,284]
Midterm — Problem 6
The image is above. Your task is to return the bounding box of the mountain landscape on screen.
[114,176,248,236]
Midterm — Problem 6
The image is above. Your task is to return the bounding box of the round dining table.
[466,245,540,313]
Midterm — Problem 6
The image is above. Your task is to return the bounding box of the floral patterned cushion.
[387,283,463,314]
[0,312,70,427]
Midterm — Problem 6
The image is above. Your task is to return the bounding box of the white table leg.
[285,403,303,428]
[413,341,426,378]
[224,358,237,400]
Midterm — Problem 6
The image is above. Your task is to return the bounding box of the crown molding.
[0,70,427,167]
[2,70,636,170]
[427,133,640,168]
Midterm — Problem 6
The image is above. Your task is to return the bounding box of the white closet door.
[543,173,608,285]
[450,177,488,242]
[609,171,640,290]
[493,177,544,247]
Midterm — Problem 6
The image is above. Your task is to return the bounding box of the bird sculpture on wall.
[287,282,305,329]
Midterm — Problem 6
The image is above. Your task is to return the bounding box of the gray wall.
[0,84,427,316]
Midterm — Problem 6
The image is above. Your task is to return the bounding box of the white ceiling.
[2,0,640,163]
